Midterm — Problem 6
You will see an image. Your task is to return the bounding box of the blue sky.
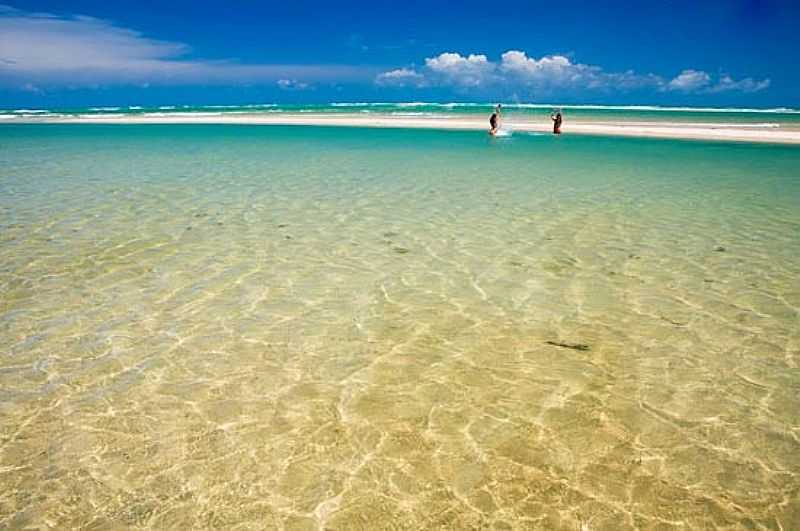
[1,0,798,108]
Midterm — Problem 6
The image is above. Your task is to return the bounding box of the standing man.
[489,104,502,135]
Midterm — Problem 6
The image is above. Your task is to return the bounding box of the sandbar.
[8,112,800,144]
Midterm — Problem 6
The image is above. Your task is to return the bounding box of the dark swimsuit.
[490,113,498,129]
[553,114,562,134]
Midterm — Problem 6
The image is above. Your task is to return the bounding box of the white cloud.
[666,69,769,94]
[708,74,770,93]
[667,69,711,92]
[499,51,663,91]
[0,6,367,87]
[277,79,310,90]
[377,51,769,96]
[378,50,664,94]
[424,52,495,87]
[375,67,426,87]
[500,51,578,82]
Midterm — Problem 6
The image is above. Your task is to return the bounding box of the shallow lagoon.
[1,124,798,528]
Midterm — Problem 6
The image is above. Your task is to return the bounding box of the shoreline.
[6,112,800,144]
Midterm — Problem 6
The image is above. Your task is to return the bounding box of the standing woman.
[551,109,563,135]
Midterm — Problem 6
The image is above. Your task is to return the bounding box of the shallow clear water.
[1,124,799,529]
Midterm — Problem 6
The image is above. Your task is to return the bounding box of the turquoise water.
[1,124,799,528]
[3,102,800,127]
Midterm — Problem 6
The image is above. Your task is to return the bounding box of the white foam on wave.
[199,104,277,109]
[142,112,224,117]
[9,112,66,118]
[88,107,121,111]
[12,109,48,113]
[328,102,800,114]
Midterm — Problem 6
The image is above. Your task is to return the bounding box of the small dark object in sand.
[660,316,687,327]
[186,226,192,231]
[216,222,224,226]
[546,341,590,351]
[285,235,292,240]
[383,231,399,238]
[393,247,410,254]
[714,246,726,252]
[194,213,208,218]
[278,224,289,228]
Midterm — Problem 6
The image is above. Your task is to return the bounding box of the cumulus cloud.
[500,51,572,79]
[375,67,426,87]
[499,51,664,91]
[424,53,495,87]
[0,5,367,88]
[377,51,769,96]
[376,50,664,94]
[667,69,712,92]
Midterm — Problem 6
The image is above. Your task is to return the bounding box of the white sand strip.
[9,113,800,144]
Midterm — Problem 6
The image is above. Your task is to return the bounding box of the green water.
[1,124,799,529]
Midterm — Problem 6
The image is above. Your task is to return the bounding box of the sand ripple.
[1,126,798,529]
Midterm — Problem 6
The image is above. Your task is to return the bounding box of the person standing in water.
[489,104,502,135]
[550,109,563,135]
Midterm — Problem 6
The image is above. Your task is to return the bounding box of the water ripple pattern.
[1,124,799,529]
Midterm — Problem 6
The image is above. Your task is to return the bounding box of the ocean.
[1,123,798,528]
